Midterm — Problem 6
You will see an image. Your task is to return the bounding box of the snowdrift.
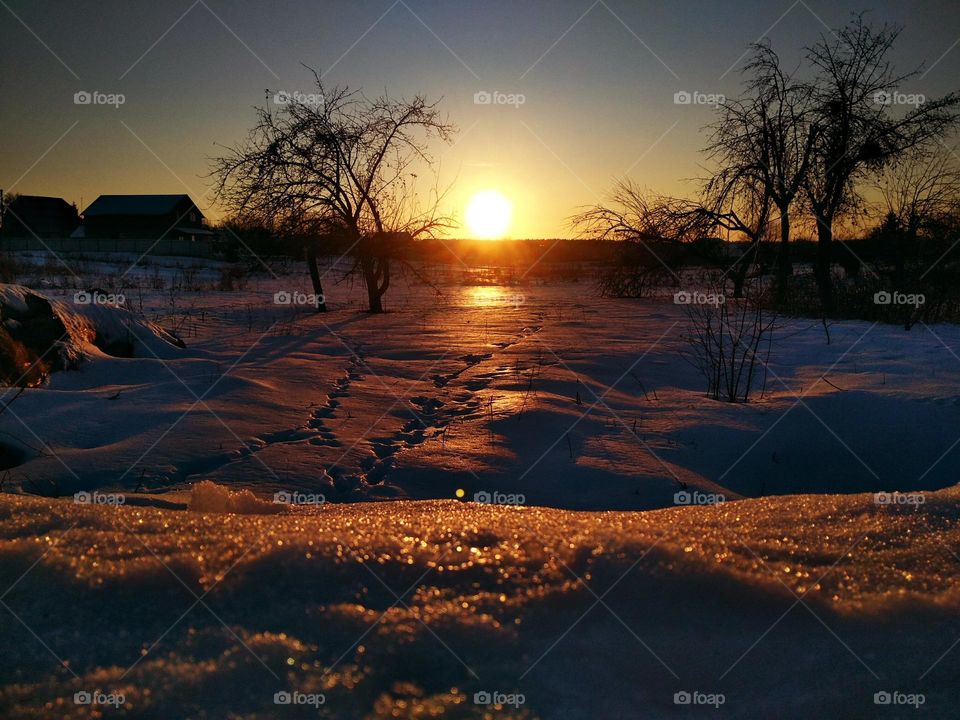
[1,485,958,718]
[0,284,183,386]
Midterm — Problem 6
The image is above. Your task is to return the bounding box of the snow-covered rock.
[0,283,184,387]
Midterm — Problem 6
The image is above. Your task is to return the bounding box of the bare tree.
[571,182,701,296]
[574,175,773,299]
[872,146,960,323]
[875,147,960,242]
[572,180,706,243]
[681,283,777,403]
[707,43,818,301]
[804,16,960,311]
[585,43,805,302]
[211,73,456,313]
[699,167,773,298]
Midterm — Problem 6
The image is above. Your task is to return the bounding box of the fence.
[0,236,211,258]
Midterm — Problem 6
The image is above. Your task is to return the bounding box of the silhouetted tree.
[0,192,18,235]
[211,72,455,313]
[571,182,703,296]
[803,16,960,311]
[699,166,774,298]
[707,43,818,301]
[874,147,960,283]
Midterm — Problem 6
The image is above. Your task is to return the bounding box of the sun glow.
[465,190,512,239]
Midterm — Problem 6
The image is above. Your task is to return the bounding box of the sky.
[1,0,959,238]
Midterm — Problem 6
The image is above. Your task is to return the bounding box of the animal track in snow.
[361,320,544,485]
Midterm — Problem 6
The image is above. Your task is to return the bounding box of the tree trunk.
[814,216,835,313]
[775,209,792,303]
[731,263,746,299]
[730,240,757,299]
[361,254,387,313]
[894,222,916,292]
[306,245,328,313]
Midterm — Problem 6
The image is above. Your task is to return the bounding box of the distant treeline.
[219,224,904,272]
[218,228,623,266]
[409,238,618,265]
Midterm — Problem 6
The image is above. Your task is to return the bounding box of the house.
[0,195,80,238]
[81,194,211,242]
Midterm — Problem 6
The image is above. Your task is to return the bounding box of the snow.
[0,282,184,366]
[187,479,287,515]
[0,284,35,316]
[0,255,959,717]
[1,485,958,718]
[2,263,960,510]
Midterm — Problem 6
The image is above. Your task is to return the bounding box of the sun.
[465,190,512,239]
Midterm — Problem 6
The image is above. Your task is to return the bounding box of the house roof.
[2,195,78,236]
[82,194,204,218]
[9,195,75,213]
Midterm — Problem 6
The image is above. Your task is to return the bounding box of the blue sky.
[2,0,959,236]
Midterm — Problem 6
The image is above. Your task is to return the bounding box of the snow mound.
[66,298,185,359]
[1,488,959,718]
[0,284,184,384]
[188,480,287,514]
